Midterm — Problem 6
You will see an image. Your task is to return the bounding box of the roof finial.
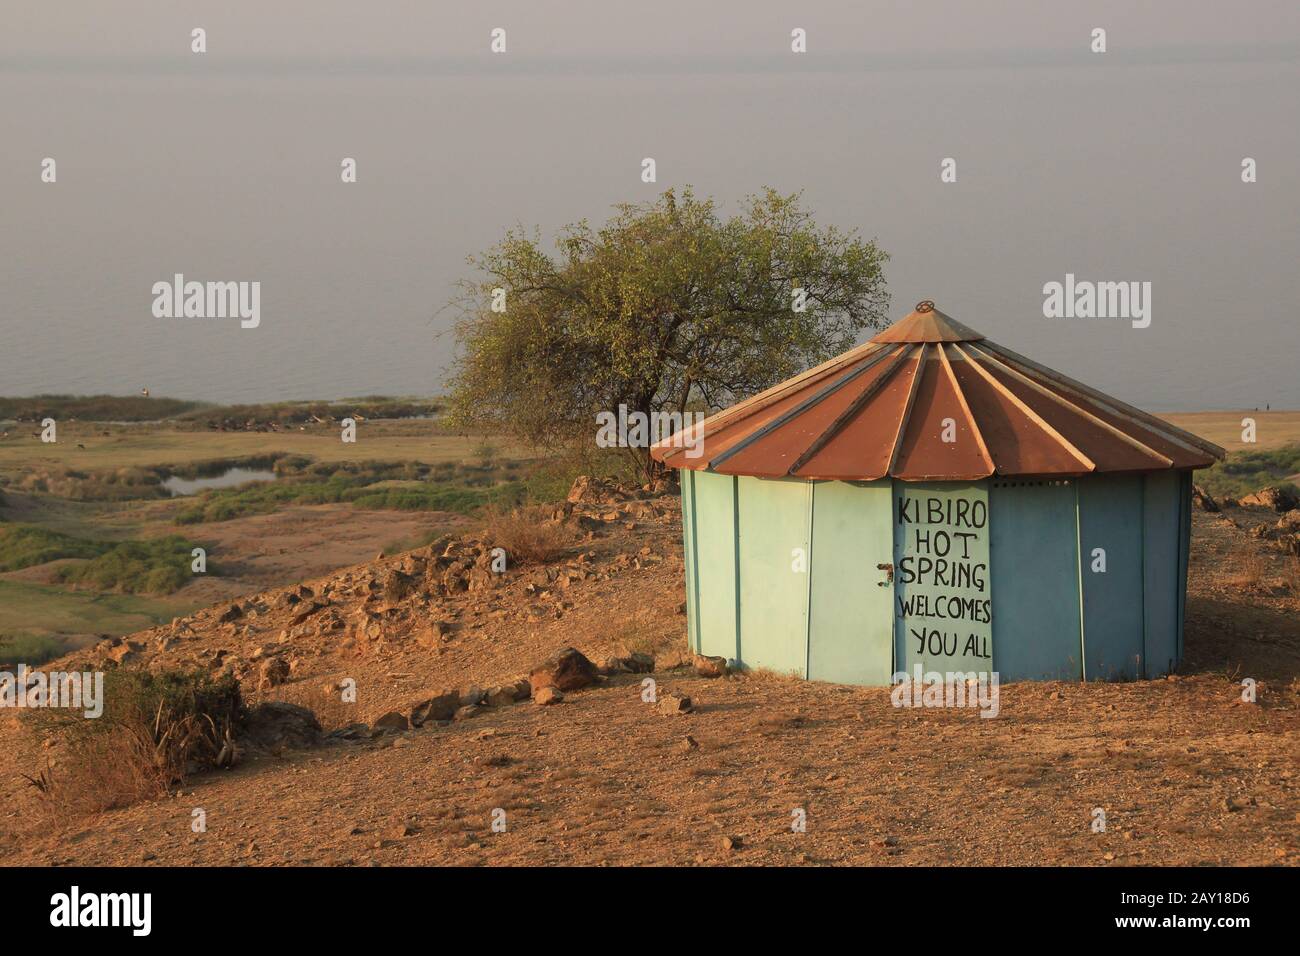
[915,299,935,313]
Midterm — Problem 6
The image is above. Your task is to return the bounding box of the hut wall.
[1077,475,1145,680]
[679,469,1193,684]
[808,480,895,685]
[1142,470,1184,678]
[735,477,811,675]
[688,470,740,661]
[988,479,1084,680]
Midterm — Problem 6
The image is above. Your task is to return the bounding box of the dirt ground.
[1,495,1295,868]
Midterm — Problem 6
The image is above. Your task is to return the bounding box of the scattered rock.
[1191,485,1220,513]
[409,690,460,726]
[529,646,599,694]
[720,835,742,851]
[454,704,482,721]
[659,693,693,715]
[679,735,699,753]
[218,603,244,624]
[693,654,729,678]
[372,711,410,733]
[1240,486,1298,513]
[257,656,291,691]
[484,685,520,707]
[533,686,564,706]
[459,686,486,707]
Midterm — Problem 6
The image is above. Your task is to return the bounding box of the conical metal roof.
[651,300,1224,480]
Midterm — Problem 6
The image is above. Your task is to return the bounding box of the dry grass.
[20,668,241,820]
[1223,551,1270,591]
[480,504,576,565]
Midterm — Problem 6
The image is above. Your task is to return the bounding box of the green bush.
[0,524,109,571]
[0,632,65,666]
[1196,444,1300,499]
[58,535,199,594]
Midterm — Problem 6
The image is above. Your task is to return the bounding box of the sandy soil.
[1,498,1295,868]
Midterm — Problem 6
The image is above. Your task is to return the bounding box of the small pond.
[163,468,278,497]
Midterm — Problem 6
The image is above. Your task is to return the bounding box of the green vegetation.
[0,394,442,425]
[0,524,109,571]
[1196,443,1300,499]
[448,187,890,476]
[0,632,65,666]
[0,524,200,594]
[0,394,205,422]
[175,474,527,524]
[0,579,193,649]
[59,535,201,594]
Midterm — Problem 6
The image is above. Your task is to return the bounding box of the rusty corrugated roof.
[651,300,1225,480]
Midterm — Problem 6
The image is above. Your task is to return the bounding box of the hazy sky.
[2,1,1298,410]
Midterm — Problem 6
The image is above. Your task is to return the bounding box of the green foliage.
[0,632,65,666]
[0,524,109,571]
[58,535,199,594]
[447,187,890,474]
[0,394,204,422]
[1196,443,1300,498]
[174,474,527,524]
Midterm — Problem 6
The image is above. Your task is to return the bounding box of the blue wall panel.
[1078,475,1145,680]
[808,480,895,685]
[691,471,739,661]
[736,476,810,676]
[989,480,1083,681]
[1143,471,1182,677]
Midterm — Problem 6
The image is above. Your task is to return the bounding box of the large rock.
[530,647,599,694]
[1241,486,1299,513]
[257,656,291,690]
[1192,485,1220,513]
[372,711,409,733]
[241,702,322,751]
[693,654,729,678]
[409,689,460,726]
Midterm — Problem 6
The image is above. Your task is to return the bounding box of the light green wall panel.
[736,476,810,676]
[680,472,700,654]
[1078,475,1144,680]
[893,480,993,675]
[691,470,739,661]
[1143,471,1182,677]
[808,480,895,685]
[989,480,1082,680]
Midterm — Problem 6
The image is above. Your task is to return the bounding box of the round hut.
[651,301,1224,683]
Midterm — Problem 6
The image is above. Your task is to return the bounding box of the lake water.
[163,468,278,497]
[2,34,1298,411]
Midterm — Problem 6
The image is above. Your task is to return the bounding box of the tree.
[446,187,890,478]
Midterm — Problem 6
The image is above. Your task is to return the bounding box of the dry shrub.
[1223,551,1268,591]
[608,608,684,659]
[21,668,242,819]
[481,503,574,565]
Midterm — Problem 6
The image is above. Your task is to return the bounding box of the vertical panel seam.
[804,481,815,679]
[1140,473,1148,679]
[1075,479,1087,681]
[732,475,741,666]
